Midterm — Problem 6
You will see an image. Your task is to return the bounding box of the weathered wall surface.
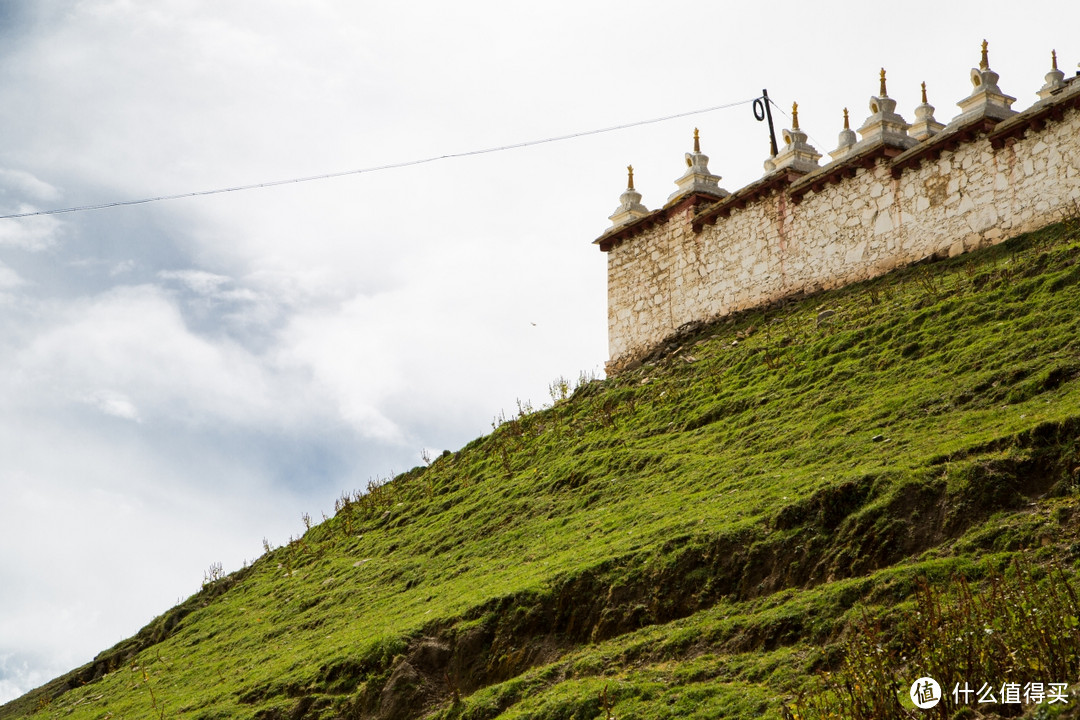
[603,90,1080,371]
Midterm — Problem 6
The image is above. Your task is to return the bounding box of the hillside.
[7,217,1080,720]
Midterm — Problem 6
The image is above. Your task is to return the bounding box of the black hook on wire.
[753,89,779,158]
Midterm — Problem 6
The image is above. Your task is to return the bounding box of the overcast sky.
[0,0,1077,703]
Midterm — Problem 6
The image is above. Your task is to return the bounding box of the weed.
[577,367,600,389]
[914,266,943,299]
[140,668,166,720]
[549,375,572,404]
[868,284,882,305]
[599,683,616,720]
[202,561,224,588]
[445,671,461,706]
[498,444,513,479]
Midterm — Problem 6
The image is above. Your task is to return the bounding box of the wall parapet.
[595,46,1080,373]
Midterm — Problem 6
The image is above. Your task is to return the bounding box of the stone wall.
[598,78,1080,372]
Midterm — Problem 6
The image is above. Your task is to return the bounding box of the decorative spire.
[831,107,857,161]
[855,67,914,150]
[1038,48,1067,102]
[767,100,820,174]
[910,82,944,142]
[607,164,649,229]
[666,128,727,204]
[950,38,1016,125]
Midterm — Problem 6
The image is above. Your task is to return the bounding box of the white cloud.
[0,421,312,702]
[277,296,407,442]
[0,260,23,290]
[158,269,230,294]
[0,168,65,251]
[110,259,135,276]
[274,232,606,445]
[0,208,63,251]
[82,389,141,422]
[0,653,62,711]
[159,269,262,306]
[0,168,61,203]
[12,284,291,429]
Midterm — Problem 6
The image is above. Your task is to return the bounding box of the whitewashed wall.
[602,89,1080,371]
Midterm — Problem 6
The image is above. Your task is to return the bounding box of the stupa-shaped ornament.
[607,165,650,229]
[1036,50,1067,102]
[949,40,1017,126]
[909,82,946,142]
[765,102,821,174]
[855,68,917,150]
[829,108,858,161]
[666,129,728,204]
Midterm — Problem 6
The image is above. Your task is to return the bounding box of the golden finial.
[980,39,989,70]
[626,165,635,190]
[879,68,887,97]
[921,81,928,105]
[843,107,849,130]
[1052,49,1058,70]
[693,127,701,153]
[791,101,799,130]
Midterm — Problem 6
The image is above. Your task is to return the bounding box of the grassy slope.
[7,219,1080,720]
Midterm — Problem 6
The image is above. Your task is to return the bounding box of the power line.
[0,97,757,221]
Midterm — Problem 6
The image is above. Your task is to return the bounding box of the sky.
[0,0,1077,703]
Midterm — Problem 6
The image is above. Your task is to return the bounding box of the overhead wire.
[0,97,757,221]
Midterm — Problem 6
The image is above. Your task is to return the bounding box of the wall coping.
[598,75,1080,252]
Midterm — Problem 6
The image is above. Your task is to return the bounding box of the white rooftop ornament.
[764,102,821,174]
[855,68,917,150]
[949,39,1017,126]
[666,128,728,204]
[1036,50,1067,102]
[607,165,650,229]
[909,82,946,142]
[829,107,858,161]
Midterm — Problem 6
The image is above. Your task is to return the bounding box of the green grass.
[7,218,1080,720]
